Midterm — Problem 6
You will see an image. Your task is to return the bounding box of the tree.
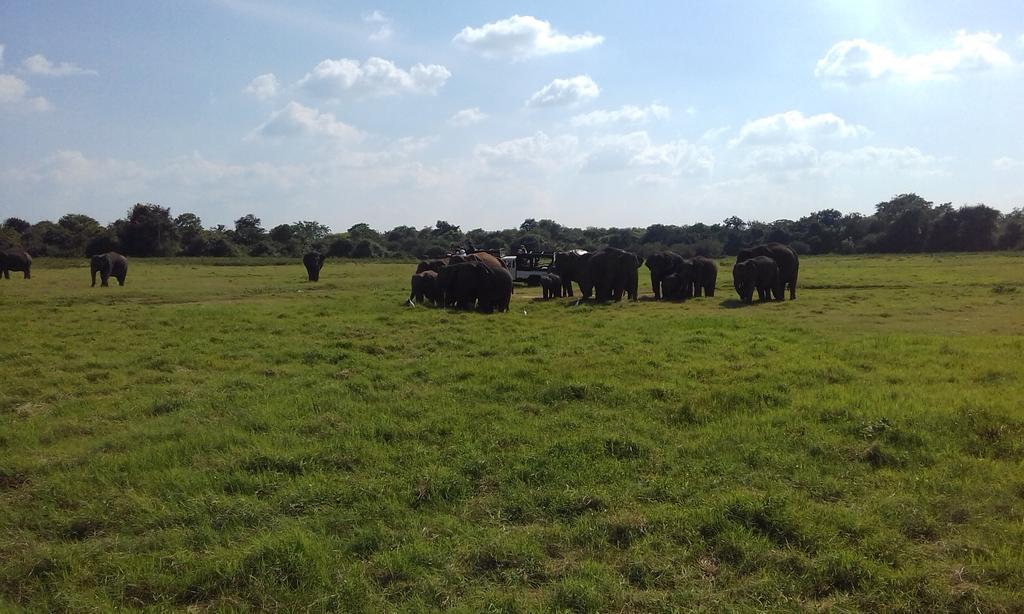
[875,194,934,253]
[0,226,22,249]
[722,216,746,231]
[292,221,331,246]
[519,219,538,232]
[351,239,378,258]
[117,203,179,256]
[269,224,295,244]
[327,237,353,257]
[233,214,265,246]
[3,218,31,234]
[433,220,461,236]
[998,209,1024,250]
[926,204,960,251]
[957,204,1000,251]
[347,223,380,243]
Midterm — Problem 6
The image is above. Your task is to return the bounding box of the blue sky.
[2,1,1022,231]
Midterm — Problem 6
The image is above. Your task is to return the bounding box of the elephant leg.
[2,270,9,279]
[789,278,797,300]
[651,272,661,299]
[117,276,126,287]
[706,284,715,297]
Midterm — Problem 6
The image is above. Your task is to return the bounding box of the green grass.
[1,253,1023,611]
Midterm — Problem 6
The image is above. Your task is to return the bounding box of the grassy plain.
[1,253,1023,612]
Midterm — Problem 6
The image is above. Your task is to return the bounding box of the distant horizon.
[3,2,1023,229]
[2,193,1014,233]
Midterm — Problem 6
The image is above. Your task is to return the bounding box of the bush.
[327,238,353,257]
[351,240,380,259]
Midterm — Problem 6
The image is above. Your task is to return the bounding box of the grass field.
[1,253,1023,611]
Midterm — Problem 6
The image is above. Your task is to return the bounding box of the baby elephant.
[540,273,563,299]
[91,251,128,287]
[409,270,440,305]
[732,256,779,303]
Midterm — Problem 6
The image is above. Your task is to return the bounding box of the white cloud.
[742,144,939,179]
[364,10,393,41]
[250,101,364,142]
[631,173,676,187]
[571,103,669,127]
[699,126,732,144]
[475,131,579,170]
[0,44,5,67]
[453,15,604,60]
[731,110,869,146]
[816,30,1013,84]
[743,143,820,172]
[993,157,1024,170]
[448,107,487,126]
[1,146,455,226]
[244,73,279,100]
[22,54,97,77]
[526,75,599,108]
[824,146,938,171]
[297,57,450,98]
[583,131,713,176]
[0,73,51,111]
[1,150,148,194]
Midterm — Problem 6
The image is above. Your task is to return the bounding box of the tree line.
[2,194,1021,260]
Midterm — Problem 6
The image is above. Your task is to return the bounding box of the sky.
[2,1,1023,231]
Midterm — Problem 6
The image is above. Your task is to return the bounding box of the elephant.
[686,256,718,298]
[1,247,32,279]
[587,247,644,301]
[661,272,688,300]
[733,256,780,303]
[409,270,440,305]
[736,243,798,300]
[437,261,512,313]
[539,273,563,299]
[415,258,448,274]
[553,250,591,297]
[645,251,686,299]
[452,251,507,268]
[303,251,325,281]
[90,251,128,287]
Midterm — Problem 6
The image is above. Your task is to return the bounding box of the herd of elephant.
[3,241,798,307]
[1,248,129,287]
[406,242,799,312]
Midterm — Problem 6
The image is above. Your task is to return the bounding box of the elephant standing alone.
[303,251,326,281]
[1,248,32,279]
[90,252,128,287]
